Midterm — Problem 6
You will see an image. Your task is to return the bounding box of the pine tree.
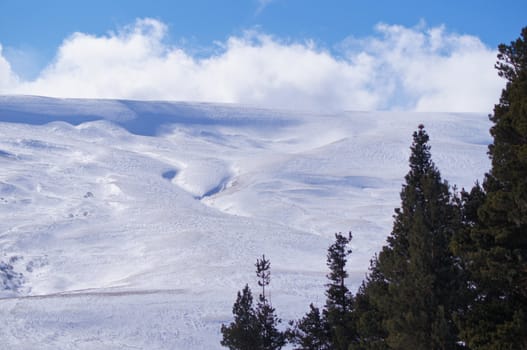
[221,284,261,350]
[255,255,286,350]
[287,304,331,350]
[221,256,285,350]
[324,232,354,350]
[454,26,527,350]
[287,233,354,349]
[256,255,271,303]
[370,125,461,349]
[351,258,389,350]
[256,302,286,350]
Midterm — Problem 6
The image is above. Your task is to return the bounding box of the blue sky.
[0,0,525,111]
[1,0,524,71]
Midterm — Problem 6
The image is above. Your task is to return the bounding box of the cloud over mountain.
[0,19,503,112]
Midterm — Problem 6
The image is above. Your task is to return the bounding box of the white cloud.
[0,19,504,112]
[342,23,502,111]
[0,44,19,91]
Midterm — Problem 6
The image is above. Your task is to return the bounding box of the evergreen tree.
[255,255,286,350]
[256,255,271,302]
[221,256,285,350]
[221,284,261,350]
[370,125,461,349]
[454,26,527,350]
[324,232,354,350]
[288,233,354,349]
[287,304,331,350]
[256,301,286,350]
[351,258,389,350]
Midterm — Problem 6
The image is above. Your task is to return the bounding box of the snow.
[0,95,491,349]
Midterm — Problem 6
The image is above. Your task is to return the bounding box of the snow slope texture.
[0,95,491,349]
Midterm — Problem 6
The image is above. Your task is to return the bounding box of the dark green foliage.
[324,232,355,350]
[460,183,486,228]
[454,26,527,350]
[287,304,331,350]
[288,232,355,350]
[366,125,461,349]
[325,232,353,318]
[221,256,285,350]
[255,255,286,350]
[221,285,261,350]
[256,301,286,350]
[350,259,389,350]
[256,255,271,302]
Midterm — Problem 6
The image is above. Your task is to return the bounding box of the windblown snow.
[0,95,491,349]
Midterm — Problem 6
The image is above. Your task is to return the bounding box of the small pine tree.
[256,255,271,303]
[324,232,355,350]
[288,233,353,350]
[255,255,286,350]
[287,304,331,350]
[221,284,261,350]
[221,256,285,350]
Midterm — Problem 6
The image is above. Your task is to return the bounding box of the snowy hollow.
[0,95,491,349]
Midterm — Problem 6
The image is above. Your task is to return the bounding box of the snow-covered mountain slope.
[0,95,491,349]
